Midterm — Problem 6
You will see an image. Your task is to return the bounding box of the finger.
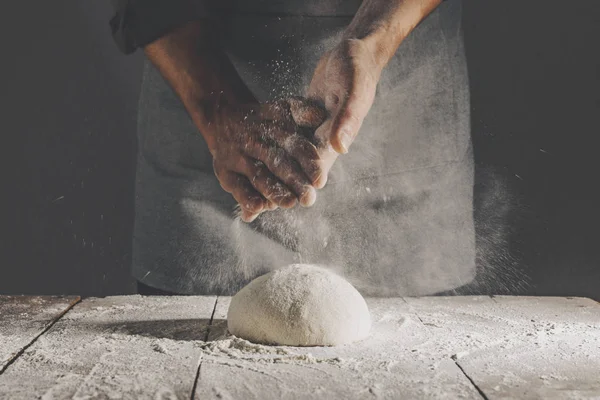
[219,170,266,214]
[253,101,293,124]
[258,125,324,186]
[236,158,297,209]
[241,198,278,223]
[248,145,317,207]
[246,124,324,190]
[240,208,261,223]
[265,200,278,210]
[252,100,325,149]
[281,135,325,187]
[287,97,328,129]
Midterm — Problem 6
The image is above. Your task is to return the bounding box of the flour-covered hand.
[203,100,326,222]
[302,39,381,188]
[144,22,329,223]
[298,0,444,188]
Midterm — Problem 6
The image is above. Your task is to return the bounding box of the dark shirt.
[110,0,447,55]
[110,0,200,54]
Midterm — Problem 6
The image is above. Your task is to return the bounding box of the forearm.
[343,0,443,70]
[144,21,255,151]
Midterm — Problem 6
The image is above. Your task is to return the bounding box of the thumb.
[287,96,328,129]
[329,103,363,154]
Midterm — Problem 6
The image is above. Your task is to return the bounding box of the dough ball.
[227,264,371,346]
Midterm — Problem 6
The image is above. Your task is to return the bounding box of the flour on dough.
[227,264,371,346]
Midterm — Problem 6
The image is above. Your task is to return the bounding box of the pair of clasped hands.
[208,40,381,222]
[147,1,442,222]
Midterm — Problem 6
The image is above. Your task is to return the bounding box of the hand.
[146,0,440,221]
[144,22,328,223]
[300,39,382,188]
[201,99,326,222]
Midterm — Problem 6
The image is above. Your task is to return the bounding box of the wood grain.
[0,296,80,373]
[0,295,217,399]
[1,296,598,399]
[405,296,600,399]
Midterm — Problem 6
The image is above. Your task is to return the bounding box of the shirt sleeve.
[109,0,206,54]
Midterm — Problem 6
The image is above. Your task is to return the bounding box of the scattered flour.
[198,337,345,366]
[1,295,599,399]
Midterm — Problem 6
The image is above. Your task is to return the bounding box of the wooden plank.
[0,295,217,400]
[194,297,482,400]
[461,296,600,399]
[0,296,80,373]
[405,296,600,399]
[3,295,596,399]
[403,296,502,353]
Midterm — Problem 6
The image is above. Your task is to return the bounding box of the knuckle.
[260,178,279,198]
[263,186,277,200]
[292,136,319,160]
[306,161,322,179]
[269,147,285,168]
[255,165,268,181]
[282,135,297,153]
[270,182,290,198]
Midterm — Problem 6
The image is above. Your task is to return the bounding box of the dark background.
[2,2,599,299]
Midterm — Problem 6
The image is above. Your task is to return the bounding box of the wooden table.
[0,295,598,399]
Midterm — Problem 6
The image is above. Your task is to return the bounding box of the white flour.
[0,296,598,399]
[198,337,345,366]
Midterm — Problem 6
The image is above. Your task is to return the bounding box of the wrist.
[185,95,229,154]
[342,0,442,69]
[145,21,255,153]
[355,32,397,72]
[343,20,412,70]
[335,37,385,79]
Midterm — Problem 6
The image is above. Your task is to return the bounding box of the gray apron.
[133,0,475,296]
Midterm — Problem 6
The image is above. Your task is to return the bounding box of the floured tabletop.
[0,295,598,399]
